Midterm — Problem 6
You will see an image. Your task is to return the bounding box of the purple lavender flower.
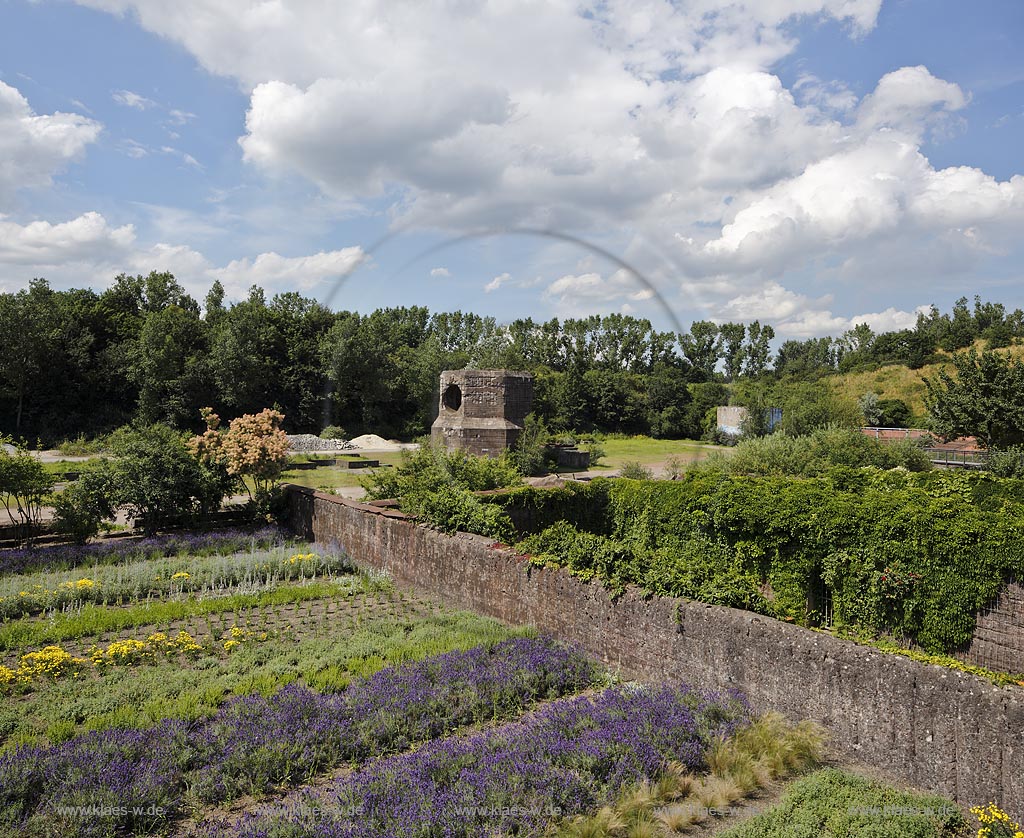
[207,684,751,838]
[0,636,600,836]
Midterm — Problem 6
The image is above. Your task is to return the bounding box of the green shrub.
[406,484,514,540]
[0,440,54,540]
[508,413,552,476]
[51,471,117,544]
[581,439,605,467]
[360,443,521,537]
[519,521,635,589]
[56,434,108,456]
[319,426,347,440]
[717,769,964,838]
[362,443,522,501]
[699,427,931,477]
[108,424,232,534]
[877,398,912,428]
[618,461,653,479]
[987,445,1024,478]
[664,455,686,480]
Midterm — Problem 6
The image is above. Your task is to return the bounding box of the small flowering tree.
[0,439,55,542]
[191,408,290,507]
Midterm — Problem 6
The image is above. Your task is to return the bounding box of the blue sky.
[1,0,1022,338]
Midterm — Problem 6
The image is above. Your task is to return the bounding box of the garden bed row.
[0,637,600,836]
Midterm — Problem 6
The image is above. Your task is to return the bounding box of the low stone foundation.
[286,485,1024,817]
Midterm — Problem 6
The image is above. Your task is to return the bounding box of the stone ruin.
[430,370,533,457]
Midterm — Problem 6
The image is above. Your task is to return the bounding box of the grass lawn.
[278,451,408,491]
[591,436,724,470]
[38,457,107,478]
[826,339,1024,425]
[277,469,366,490]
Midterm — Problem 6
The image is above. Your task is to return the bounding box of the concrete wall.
[286,486,1024,816]
[716,406,748,436]
[430,369,533,457]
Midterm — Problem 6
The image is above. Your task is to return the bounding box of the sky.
[0,0,1022,339]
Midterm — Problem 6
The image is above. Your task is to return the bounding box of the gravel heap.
[286,434,354,452]
[347,434,406,451]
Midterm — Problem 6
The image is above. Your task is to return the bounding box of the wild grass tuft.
[708,712,825,785]
[549,712,825,837]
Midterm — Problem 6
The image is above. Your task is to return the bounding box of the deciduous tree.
[191,407,290,504]
[925,350,1024,448]
[0,440,53,540]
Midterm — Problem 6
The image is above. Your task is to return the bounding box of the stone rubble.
[286,434,354,452]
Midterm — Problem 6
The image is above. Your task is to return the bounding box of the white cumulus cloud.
[0,83,101,204]
[542,269,656,317]
[70,0,884,230]
[0,212,135,265]
[49,0,1024,334]
[716,280,923,338]
[0,209,365,303]
[484,272,510,293]
[210,247,366,296]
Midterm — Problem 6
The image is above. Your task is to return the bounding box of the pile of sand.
[347,434,405,451]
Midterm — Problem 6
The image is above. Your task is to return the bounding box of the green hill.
[825,341,1024,426]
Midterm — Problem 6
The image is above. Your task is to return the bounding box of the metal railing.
[922,448,988,468]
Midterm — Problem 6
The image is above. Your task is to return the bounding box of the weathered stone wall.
[286,486,1024,817]
[964,579,1024,674]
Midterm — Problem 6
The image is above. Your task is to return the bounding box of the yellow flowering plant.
[13,646,86,683]
[1,629,224,691]
[972,803,1024,838]
[221,624,267,650]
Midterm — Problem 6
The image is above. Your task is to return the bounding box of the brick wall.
[286,486,1024,817]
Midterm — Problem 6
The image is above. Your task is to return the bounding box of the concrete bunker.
[430,369,533,457]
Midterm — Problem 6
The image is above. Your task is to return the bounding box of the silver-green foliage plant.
[717,769,964,838]
[0,545,354,621]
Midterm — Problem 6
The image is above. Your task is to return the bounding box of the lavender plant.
[0,636,600,837]
[213,683,752,838]
[0,527,291,577]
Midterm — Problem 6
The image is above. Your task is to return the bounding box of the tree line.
[2,272,1022,444]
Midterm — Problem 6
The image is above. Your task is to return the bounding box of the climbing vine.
[488,471,1024,656]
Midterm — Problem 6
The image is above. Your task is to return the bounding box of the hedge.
[483,470,1024,656]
